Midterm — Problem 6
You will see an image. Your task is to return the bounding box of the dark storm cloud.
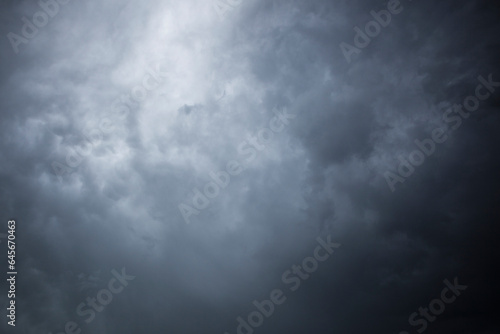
[1,0,499,333]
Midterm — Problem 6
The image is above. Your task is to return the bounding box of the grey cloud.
[1,0,499,333]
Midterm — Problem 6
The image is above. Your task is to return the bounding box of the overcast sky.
[1,0,499,333]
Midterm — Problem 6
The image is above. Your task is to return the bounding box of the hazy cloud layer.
[1,0,499,333]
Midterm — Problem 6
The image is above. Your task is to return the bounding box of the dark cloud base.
[1,0,500,333]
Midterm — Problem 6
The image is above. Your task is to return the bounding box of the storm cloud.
[1,0,499,333]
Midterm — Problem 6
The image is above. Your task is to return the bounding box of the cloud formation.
[0,0,499,333]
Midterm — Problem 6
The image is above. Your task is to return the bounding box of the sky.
[0,0,499,333]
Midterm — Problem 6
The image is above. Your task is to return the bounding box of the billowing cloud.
[1,0,499,333]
